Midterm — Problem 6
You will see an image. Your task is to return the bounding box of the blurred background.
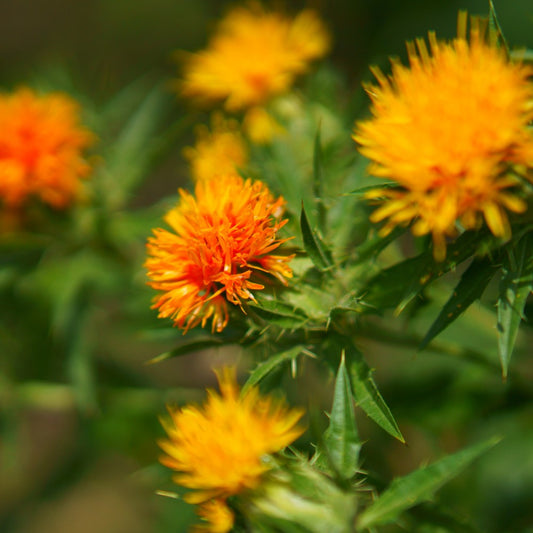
[1,0,532,532]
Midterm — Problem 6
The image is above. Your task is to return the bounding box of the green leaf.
[346,182,399,197]
[420,257,499,350]
[344,345,405,443]
[41,273,98,414]
[361,229,492,314]
[323,352,361,479]
[22,251,117,413]
[488,0,509,53]
[249,297,308,329]
[357,437,500,529]
[497,233,533,379]
[300,204,333,272]
[324,336,404,442]
[147,337,224,364]
[242,345,307,394]
[102,84,171,207]
[286,284,337,322]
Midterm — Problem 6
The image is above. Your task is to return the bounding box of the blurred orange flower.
[145,175,293,332]
[354,13,533,260]
[0,88,95,209]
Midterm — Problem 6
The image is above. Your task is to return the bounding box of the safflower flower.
[159,367,305,531]
[353,12,533,260]
[180,3,330,111]
[0,87,94,209]
[179,3,330,143]
[183,114,248,182]
[145,175,293,332]
[194,499,234,533]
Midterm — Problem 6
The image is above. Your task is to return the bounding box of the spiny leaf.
[300,204,333,272]
[497,233,533,379]
[249,297,308,329]
[357,437,500,529]
[323,352,361,479]
[488,0,509,53]
[360,229,493,314]
[420,257,500,350]
[147,338,224,364]
[242,345,308,394]
[344,345,405,443]
[326,336,404,442]
[346,182,399,197]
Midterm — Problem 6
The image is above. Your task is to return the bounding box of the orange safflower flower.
[183,114,248,182]
[145,175,293,332]
[353,12,533,260]
[180,3,330,111]
[0,88,94,209]
[159,367,304,510]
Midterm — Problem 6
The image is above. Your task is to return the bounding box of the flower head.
[180,3,330,111]
[159,367,305,505]
[353,12,533,260]
[243,105,285,144]
[183,114,248,182]
[194,499,235,533]
[145,175,293,332]
[0,87,95,209]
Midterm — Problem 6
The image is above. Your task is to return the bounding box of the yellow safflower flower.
[194,499,234,533]
[159,367,305,531]
[180,3,330,111]
[183,114,248,182]
[353,12,533,260]
[242,106,285,144]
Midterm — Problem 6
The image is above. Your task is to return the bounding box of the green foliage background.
[1,1,532,532]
